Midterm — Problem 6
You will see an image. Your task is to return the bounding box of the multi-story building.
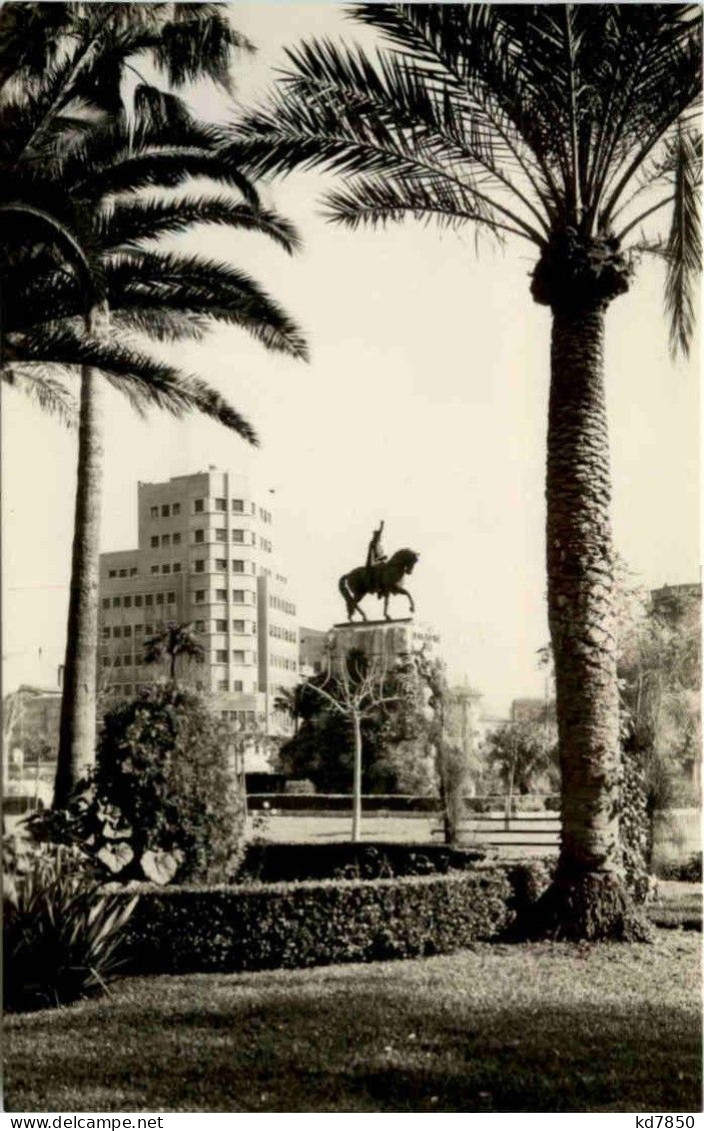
[98,469,299,743]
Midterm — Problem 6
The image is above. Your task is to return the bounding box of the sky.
[2,3,700,716]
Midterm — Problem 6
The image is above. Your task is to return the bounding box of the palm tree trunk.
[54,303,108,808]
[528,302,648,940]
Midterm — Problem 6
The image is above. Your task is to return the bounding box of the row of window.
[269,624,297,644]
[150,562,182,575]
[270,655,297,671]
[193,619,254,634]
[102,592,176,610]
[214,650,254,664]
[269,595,296,617]
[107,566,138,579]
[259,537,272,553]
[104,680,259,696]
[150,533,182,548]
[148,503,182,518]
[194,589,254,604]
[259,507,272,524]
[220,709,257,723]
[194,559,250,574]
[193,529,249,545]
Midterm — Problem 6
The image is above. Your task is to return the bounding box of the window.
[173,562,181,573]
[218,680,228,691]
[161,534,171,547]
[119,569,127,578]
[123,625,132,638]
[102,656,110,667]
[123,596,132,609]
[232,499,244,513]
[161,563,171,574]
[194,499,204,513]
[130,567,138,577]
[233,680,243,692]
[150,506,159,518]
[215,529,226,543]
[109,569,117,579]
[134,594,143,608]
[232,560,244,573]
[167,591,175,604]
[156,593,164,606]
[194,590,205,603]
[151,565,159,575]
[216,618,227,632]
[145,594,153,607]
[102,598,110,610]
[114,656,122,668]
[194,529,204,544]
[195,681,204,691]
[232,589,244,603]
[172,503,181,516]
[102,627,110,639]
[232,620,245,633]
[214,498,226,511]
[194,620,205,633]
[112,597,121,608]
[151,536,159,548]
[252,622,257,635]
[215,559,226,572]
[194,560,204,573]
[173,533,181,546]
[113,626,123,638]
[135,624,143,635]
[232,529,244,543]
[216,650,227,663]
[145,624,153,635]
[123,684,133,696]
[215,589,227,601]
[161,504,170,518]
[123,655,132,667]
[233,650,245,663]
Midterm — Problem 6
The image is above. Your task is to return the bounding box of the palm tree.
[143,623,205,684]
[2,5,307,807]
[232,5,701,937]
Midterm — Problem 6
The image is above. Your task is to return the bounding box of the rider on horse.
[366,521,387,595]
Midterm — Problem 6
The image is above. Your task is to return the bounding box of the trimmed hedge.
[238,841,485,883]
[120,866,526,974]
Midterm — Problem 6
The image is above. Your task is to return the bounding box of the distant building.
[511,697,556,725]
[98,469,300,759]
[299,626,328,677]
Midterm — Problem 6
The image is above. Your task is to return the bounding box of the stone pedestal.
[328,618,416,671]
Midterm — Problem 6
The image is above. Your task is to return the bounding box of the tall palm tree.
[232,4,701,937]
[2,4,307,807]
[143,622,205,684]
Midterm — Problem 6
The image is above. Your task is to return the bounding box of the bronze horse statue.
[338,548,419,622]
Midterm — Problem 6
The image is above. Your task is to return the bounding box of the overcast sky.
[3,3,700,715]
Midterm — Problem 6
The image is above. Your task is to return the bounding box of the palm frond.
[664,125,701,358]
[97,195,301,255]
[1,365,77,427]
[4,326,258,442]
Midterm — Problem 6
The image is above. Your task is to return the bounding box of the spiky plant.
[232,4,701,937]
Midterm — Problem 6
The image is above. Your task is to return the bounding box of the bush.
[237,841,485,883]
[120,867,517,974]
[3,836,136,1012]
[32,685,246,885]
[657,852,702,883]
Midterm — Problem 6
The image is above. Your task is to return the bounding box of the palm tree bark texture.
[533,244,648,940]
[55,304,108,808]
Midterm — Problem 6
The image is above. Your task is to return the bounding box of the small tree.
[482,720,559,822]
[143,622,205,685]
[305,647,408,842]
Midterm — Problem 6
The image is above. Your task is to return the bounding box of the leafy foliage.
[119,867,521,974]
[481,718,559,797]
[3,837,136,1012]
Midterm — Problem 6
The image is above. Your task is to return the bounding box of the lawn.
[5,930,700,1113]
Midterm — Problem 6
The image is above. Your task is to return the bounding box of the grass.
[5,930,700,1113]
[648,881,702,930]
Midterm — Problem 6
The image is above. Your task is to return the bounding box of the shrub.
[3,837,136,1012]
[657,852,703,883]
[31,685,246,885]
[119,867,516,974]
[237,841,485,883]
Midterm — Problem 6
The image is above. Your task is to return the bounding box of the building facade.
[98,469,299,740]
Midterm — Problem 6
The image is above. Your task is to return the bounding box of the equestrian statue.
[338,521,419,622]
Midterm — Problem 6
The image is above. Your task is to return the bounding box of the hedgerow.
[120,867,522,974]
